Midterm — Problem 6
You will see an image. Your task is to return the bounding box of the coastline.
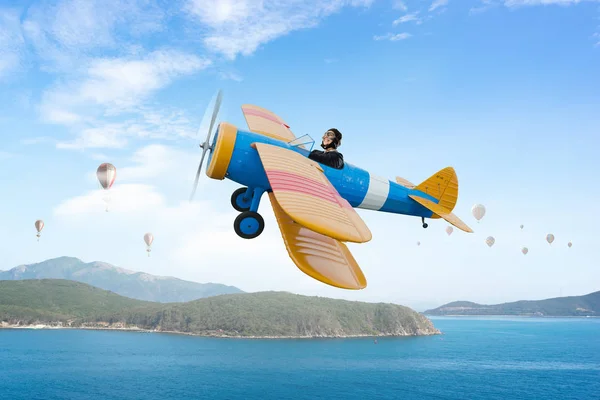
[0,322,441,339]
[426,314,599,318]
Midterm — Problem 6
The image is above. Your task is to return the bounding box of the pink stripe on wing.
[265,169,353,209]
[243,107,290,128]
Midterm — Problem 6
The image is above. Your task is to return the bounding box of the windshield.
[288,134,315,151]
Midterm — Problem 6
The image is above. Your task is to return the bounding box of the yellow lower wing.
[269,193,367,290]
[409,195,473,233]
[254,143,372,243]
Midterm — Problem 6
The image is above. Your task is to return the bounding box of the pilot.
[308,128,344,169]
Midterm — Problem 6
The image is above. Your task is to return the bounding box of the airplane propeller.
[190,89,223,202]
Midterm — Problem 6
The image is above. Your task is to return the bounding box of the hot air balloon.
[35,220,44,241]
[144,233,154,256]
[472,204,486,222]
[546,234,555,245]
[485,236,495,247]
[446,226,453,236]
[568,242,572,248]
[97,163,116,212]
[520,224,524,230]
[417,241,421,246]
[521,247,528,255]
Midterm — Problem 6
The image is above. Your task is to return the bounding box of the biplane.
[190,91,473,290]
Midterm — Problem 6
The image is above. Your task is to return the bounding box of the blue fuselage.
[209,128,436,218]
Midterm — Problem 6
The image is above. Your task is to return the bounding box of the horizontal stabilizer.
[409,194,473,233]
[269,193,367,290]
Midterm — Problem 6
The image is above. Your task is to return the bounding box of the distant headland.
[424,291,599,317]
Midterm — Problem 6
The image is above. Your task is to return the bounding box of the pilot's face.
[322,131,335,146]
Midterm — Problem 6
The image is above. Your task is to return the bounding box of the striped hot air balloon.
[97,163,116,211]
[144,233,154,256]
[35,219,44,241]
[97,163,116,190]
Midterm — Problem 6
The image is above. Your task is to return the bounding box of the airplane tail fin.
[408,167,473,233]
[414,166,459,213]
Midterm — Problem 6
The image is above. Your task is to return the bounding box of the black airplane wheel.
[234,211,264,239]
[231,187,251,212]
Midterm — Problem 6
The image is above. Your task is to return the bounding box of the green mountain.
[0,280,440,338]
[424,291,600,317]
[0,256,243,302]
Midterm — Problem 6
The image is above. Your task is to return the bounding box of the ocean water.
[0,317,599,399]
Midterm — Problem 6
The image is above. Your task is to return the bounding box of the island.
[423,291,600,317]
[0,279,440,338]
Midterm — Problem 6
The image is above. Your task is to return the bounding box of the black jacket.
[308,150,344,169]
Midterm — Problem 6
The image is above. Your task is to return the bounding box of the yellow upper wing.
[253,143,372,243]
[269,193,367,290]
[241,104,296,142]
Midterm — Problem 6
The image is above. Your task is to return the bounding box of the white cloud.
[473,0,600,10]
[218,71,243,81]
[56,124,129,150]
[90,153,110,161]
[374,32,412,41]
[54,184,164,215]
[393,12,423,24]
[392,0,408,11]
[503,0,599,6]
[117,144,202,182]
[77,144,205,198]
[21,137,55,145]
[42,50,210,120]
[0,8,26,80]
[39,50,210,149]
[429,0,449,12]
[470,0,499,14]
[21,0,168,71]
[185,0,375,60]
[54,144,209,216]
[13,1,210,152]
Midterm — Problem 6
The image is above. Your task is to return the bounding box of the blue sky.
[0,0,599,311]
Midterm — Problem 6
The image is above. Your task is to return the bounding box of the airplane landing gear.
[422,217,428,229]
[232,186,266,239]
[231,187,251,212]
[234,211,265,239]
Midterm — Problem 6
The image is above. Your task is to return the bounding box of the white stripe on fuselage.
[357,173,390,210]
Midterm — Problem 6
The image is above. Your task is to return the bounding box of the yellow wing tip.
[409,194,473,233]
[447,212,473,233]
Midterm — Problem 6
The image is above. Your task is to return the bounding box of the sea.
[1,317,598,399]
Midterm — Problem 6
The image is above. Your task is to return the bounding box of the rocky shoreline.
[0,321,441,339]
